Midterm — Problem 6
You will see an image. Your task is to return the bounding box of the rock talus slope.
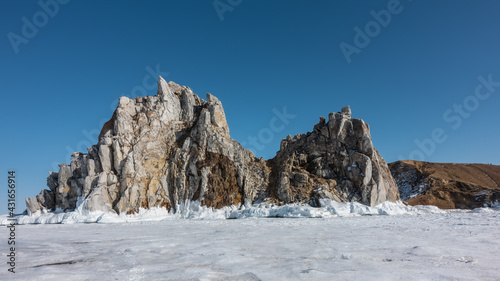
[26,78,399,214]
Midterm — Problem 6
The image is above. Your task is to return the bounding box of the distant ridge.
[390,160,500,209]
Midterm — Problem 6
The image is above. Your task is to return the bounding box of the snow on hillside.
[1,210,499,280]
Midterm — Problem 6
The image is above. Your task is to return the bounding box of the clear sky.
[1,0,499,213]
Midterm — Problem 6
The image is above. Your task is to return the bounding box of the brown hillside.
[389,160,500,209]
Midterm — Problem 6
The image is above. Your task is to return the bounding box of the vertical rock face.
[269,106,400,207]
[25,78,399,215]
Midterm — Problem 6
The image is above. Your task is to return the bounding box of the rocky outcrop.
[26,78,399,215]
[390,160,500,209]
[26,77,268,215]
[269,106,399,207]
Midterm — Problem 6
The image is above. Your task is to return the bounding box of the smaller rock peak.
[167,81,182,94]
[341,105,351,117]
[206,93,220,105]
[157,77,184,96]
[157,76,171,96]
[158,75,167,84]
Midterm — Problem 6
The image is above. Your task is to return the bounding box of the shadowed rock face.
[269,106,400,207]
[390,160,500,209]
[26,78,399,215]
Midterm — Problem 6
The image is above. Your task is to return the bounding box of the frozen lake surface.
[2,210,499,280]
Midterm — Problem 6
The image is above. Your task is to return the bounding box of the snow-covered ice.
[1,203,499,280]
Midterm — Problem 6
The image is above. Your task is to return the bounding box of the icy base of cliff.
[3,200,499,226]
[1,199,454,225]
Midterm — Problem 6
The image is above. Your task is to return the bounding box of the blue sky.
[1,0,499,213]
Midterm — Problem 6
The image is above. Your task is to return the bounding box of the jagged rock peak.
[341,105,351,117]
[26,78,267,215]
[269,106,399,207]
